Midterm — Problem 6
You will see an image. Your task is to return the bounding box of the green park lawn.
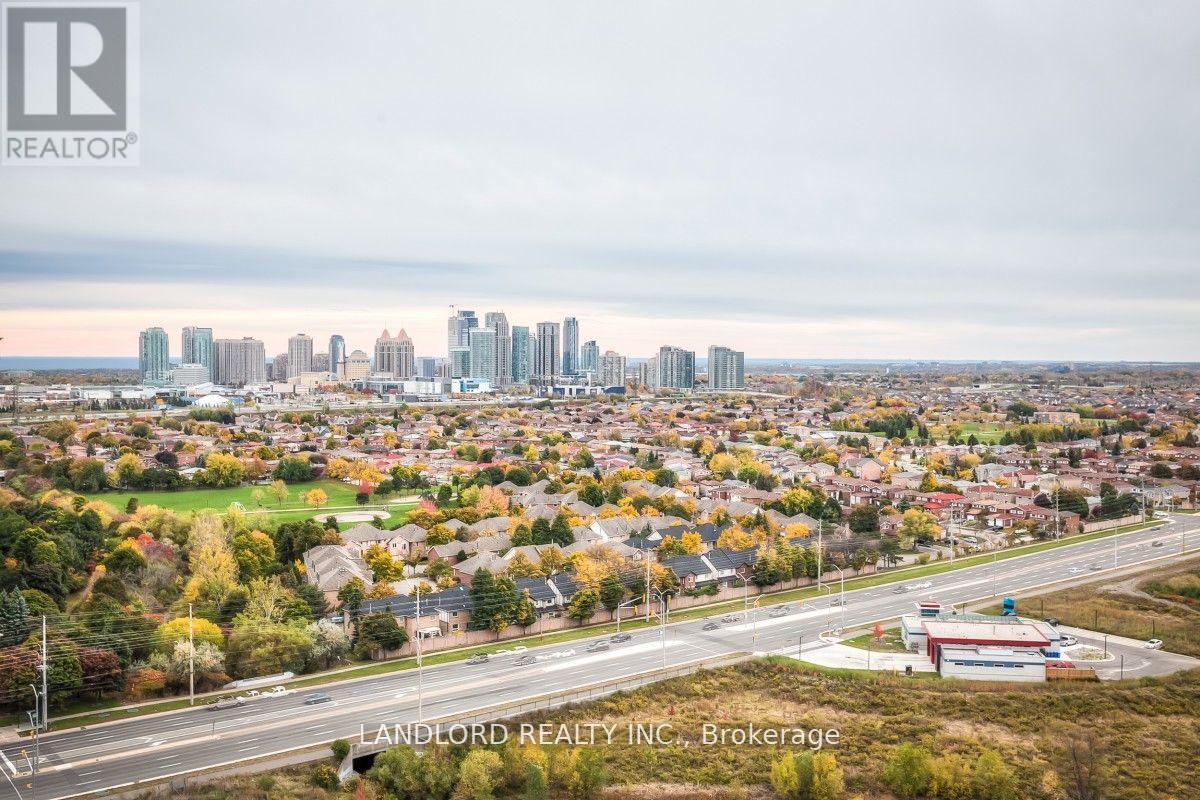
[82,480,413,526]
[905,420,1008,443]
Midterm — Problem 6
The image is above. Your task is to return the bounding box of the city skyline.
[2,3,1197,361]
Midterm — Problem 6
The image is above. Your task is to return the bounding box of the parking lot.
[1056,626,1200,679]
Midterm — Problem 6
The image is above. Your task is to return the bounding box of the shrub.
[310,763,340,790]
[882,743,933,798]
[331,738,351,761]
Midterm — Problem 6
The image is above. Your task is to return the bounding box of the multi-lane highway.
[2,515,1197,800]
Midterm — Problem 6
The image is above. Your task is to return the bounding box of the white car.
[1145,639,1163,650]
[265,686,290,697]
[1067,566,1085,575]
[1059,635,1078,647]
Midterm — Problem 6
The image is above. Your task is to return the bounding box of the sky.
[2,1,1198,362]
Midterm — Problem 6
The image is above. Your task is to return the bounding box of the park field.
[906,420,1008,443]
[82,480,414,526]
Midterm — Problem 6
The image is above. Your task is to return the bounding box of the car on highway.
[720,614,740,623]
[206,696,245,711]
[265,685,290,697]
[769,605,790,617]
[702,621,720,631]
[892,585,908,594]
[1067,566,1085,575]
[303,692,332,705]
[1089,563,1102,570]
[1145,639,1164,650]
[610,633,632,643]
[466,654,490,665]
[585,641,610,653]
[1152,540,1164,547]
[514,654,535,666]
[829,597,845,606]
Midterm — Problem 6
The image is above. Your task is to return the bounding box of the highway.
[2,515,1197,800]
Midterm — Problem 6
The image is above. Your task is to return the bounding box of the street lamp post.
[820,585,833,632]
[648,589,671,670]
[614,597,639,633]
[829,564,847,630]
[27,685,39,776]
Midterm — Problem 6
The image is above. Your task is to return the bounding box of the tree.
[549,515,574,548]
[274,455,314,483]
[566,587,599,624]
[232,529,276,580]
[716,526,755,551]
[898,508,940,543]
[303,488,329,509]
[770,750,800,799]
[847,505,880,534]
[68,458,107,492]
[109,452,144,488]
[181,513,239,604]
[454,749,503,800]
[224,621,315,678]
[579,483,605,508]
[599,573,625,616]
[355,612,408,657]
[523,762,549,800]
[199,452,245,487]
[971,750,1018,800]
[368,744,423,799]
[153,616,224,653]
[929,753,973,800]
[337,577,366,617]
[775,486,818,517]
[513,589,538,629]
[809,751,844,800]
[882,743,933,799]
[879,537,901,567]
[268,479,290,507]
[0,589,30,647]
[102,540,147,576]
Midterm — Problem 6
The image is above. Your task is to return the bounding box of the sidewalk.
[769,639,936,674]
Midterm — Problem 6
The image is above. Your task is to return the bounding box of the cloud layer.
[2,1,1197,360]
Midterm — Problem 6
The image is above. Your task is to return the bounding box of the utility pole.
[816,519,823,590]
[1054,478,1061,539]
[188,604,195,706]
[644,551,652,623]
[40,616,48,732]
[416,582,423,723]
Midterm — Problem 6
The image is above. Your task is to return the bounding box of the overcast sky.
[2,1,1198,361]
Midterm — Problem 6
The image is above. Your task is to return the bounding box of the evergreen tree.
[0,589,30,647]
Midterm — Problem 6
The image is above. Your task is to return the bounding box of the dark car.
[1043,617,1061,627]
[610,633,632,643]
[585,641,610,653]
[303,692,332,705]
[702,621,720,631]
[514,654,535,666]
[466,654,490,665]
